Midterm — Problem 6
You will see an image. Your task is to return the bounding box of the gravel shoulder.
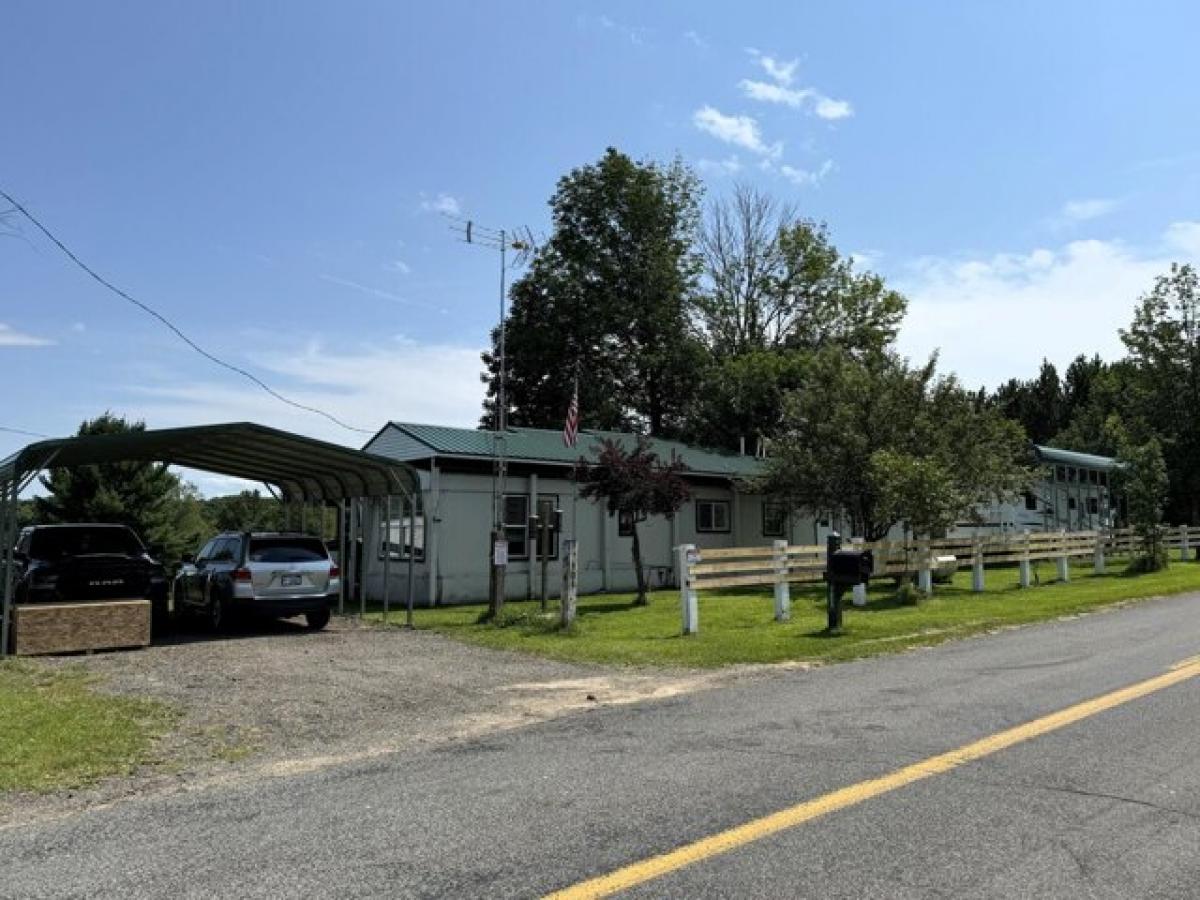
[1,615,783,827]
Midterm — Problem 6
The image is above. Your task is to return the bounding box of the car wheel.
[304,609,331,631]
[206,583,227,634]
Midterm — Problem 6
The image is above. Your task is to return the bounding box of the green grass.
[0,662,176,793]
[367,557,1200,668]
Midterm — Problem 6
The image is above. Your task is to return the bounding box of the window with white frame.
[762,502,787,537]
[379,497,425,561]
[503,495,529,560]
[696,499,731,533]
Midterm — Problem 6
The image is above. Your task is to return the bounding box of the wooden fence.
[674,525,1200,634]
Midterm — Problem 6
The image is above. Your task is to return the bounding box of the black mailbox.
[826,548,874,586]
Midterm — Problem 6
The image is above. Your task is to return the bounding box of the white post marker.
[1094,532,1106,575]
[773,539,791,621]
[1181,524,1190,562]
[1056,530,1070,582]
[560,539,579,627]
[677,543,699,635]
[971,539,985,593]
[1019,529,1032,588]
[850,537,867,607]
[917,543,933,594]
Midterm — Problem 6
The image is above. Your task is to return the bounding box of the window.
[379,498,425,561]
[1067,467,1077,482]
[503,495,529,560]
[762,502,787,537]
[1087,497,1099,515]
[210,538,237,562]
[532,495,560,560]
[255,536,328,563]
[696,499,731,533]
[1068,497,1078,510]
[1056,466,1066,482]
[618,510,635,537]
[196,539,218,562]
[1023,491,1038,511]
[1099,471,1108,487]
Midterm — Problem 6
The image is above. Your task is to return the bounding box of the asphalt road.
[4,592,1200,899]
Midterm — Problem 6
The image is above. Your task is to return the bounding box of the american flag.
[562,381,580,448]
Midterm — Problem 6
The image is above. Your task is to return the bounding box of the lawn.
[0,661,176,793]
[370,557,1200,668]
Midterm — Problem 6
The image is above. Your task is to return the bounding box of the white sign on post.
[493,540,509,567]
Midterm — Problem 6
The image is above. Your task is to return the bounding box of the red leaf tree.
[578,438,690,605]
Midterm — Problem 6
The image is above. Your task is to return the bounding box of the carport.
[0,422,422,656]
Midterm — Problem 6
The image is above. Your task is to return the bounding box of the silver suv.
[174,532,340,631]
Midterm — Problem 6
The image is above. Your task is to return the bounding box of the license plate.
[281,574,302,587]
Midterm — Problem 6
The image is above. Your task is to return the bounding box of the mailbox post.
[824,532,874,633]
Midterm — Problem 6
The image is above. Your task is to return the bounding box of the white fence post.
[1181,524,1190,562]
[1094,531,1106,575]
[677,543,698,635]
[560,539,579,627]
[1056,530,1070,582]
[1019,529,1032,588]
[773,539,791,621]
[917,541,933,594]
[850,537,867,606]
[972,539,985,593]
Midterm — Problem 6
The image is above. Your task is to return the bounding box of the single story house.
[358,424,1121,606]
[359,423,826,606]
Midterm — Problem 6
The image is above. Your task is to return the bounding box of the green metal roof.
[1,422,419,501]
[366,422,764,479]
[1033,444,1120,471]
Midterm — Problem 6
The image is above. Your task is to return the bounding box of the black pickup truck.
[12,524,169,621]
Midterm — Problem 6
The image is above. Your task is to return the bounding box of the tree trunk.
[631,521,648,605]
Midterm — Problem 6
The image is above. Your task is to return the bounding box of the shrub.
[895,583,926,607]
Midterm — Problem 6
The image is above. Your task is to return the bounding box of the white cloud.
[755,53,798,86]
[320,274,443,312]
[895,222,1200,389]
[739,79,813,108]
[1060,198,1117,223]
[739,79,853,120]
[814,95,853,120]
[0,323,53,347]
[693,106,782,159]
[419,193,461,216]
[386,260,412,275]
[697,155,743,177]
[780,160,834,187]
[683,30,708,50]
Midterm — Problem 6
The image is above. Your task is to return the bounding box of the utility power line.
[0,188,373,435]
[0,425,51,439]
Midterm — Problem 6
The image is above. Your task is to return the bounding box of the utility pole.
[447,216,537,619]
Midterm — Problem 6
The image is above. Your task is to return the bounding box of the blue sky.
[3,1,1200,488]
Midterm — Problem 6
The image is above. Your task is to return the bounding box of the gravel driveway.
[4,615,770,826]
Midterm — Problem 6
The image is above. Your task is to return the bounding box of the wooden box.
[12,599,151,656]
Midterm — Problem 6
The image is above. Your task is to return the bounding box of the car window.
[248,536,329,563]
[28,527,143,558]
[197,539,218,562]
[211,538,235,562]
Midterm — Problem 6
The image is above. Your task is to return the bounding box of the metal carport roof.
[0,421,420,502]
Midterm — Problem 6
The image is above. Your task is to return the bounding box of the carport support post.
[971,539,985,593]
[1056,530,1070,582]
[1019,529,1032,588]
[382,496,391,625]
[677,543,698,635]
[1,478,17,658]
[337,499,347,615]
[405,494,415,629]
[772,539,790,622]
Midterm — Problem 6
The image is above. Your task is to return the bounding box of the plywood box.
[12,600,151,656]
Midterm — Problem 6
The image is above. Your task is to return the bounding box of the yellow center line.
[545,657,1200,900]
